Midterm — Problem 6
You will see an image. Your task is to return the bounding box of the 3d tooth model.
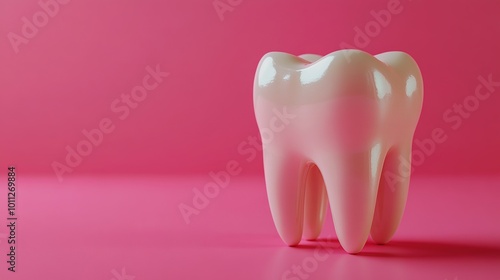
[253,50,423,254]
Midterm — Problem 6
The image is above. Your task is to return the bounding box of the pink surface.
[0,176,499,280]
[1,0,500,177]
[1,0,499,279]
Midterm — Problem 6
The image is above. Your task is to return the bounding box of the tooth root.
[317,150,382,254]
[303,164,328,240]
[263,151,306,246]
[371,144,411,244]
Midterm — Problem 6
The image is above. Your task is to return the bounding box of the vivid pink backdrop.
[1,2,500,279]
[1,0,499,178]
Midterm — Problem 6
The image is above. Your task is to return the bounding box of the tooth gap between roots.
[300,147,399,241]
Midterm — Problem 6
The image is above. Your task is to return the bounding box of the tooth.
[263,151,306,246]
[370,52,424,245]
[303,163,327,241]
[300,54,328,242]
[254,50,423,253]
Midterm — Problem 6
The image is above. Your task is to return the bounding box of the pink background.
[1,0,499,178]
[0,1,500,279]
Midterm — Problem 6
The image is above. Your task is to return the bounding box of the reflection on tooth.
[373,70,391,98]
[370,143,382,178]
[258,57,276,87]
[254,50,423,253]
[299,56,334,85]
[406,75,417,97]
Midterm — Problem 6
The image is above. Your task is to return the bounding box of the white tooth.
[370,51,424,245]
[300,53,328,242]
[254,50,423,253]
[303,163,327,241]
[298,54,322,63]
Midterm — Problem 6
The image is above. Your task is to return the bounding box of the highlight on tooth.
[253,49,423,254]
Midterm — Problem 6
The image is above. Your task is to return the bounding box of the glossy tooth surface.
[253,50,423,253]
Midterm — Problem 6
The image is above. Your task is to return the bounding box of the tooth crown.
[254,50,423,154]
[253,50,423,253]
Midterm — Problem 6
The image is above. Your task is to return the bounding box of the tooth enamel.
[253,50,423,253]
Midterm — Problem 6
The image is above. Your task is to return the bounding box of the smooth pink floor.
[0,176,499,280]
